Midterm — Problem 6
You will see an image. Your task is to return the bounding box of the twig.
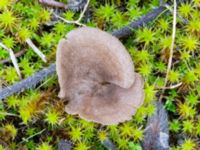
[0,49,27,64]
[26,38,47,62]
[0,63,56,100]
[0,42,21,78]
[39,0,67,9]
[112,6,167,38]
[40,0,87,11]
[0,5,167,100]
[53,0,90,27]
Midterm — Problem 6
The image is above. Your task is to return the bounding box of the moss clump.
[0,0,200,149]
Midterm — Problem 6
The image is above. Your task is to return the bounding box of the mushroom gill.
[56,27,144,125]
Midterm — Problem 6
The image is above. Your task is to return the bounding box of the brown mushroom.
[56,27,144,125]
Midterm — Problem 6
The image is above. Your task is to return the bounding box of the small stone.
[58,140,72,150]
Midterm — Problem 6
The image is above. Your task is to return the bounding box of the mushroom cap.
[56,27,144,125]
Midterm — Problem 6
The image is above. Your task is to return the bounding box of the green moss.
[0,0,200,149]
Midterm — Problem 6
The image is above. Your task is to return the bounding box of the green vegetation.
[0,0,200,149]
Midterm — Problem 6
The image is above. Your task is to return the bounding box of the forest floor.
[0,0,200,150]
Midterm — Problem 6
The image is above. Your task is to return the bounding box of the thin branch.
[112,6,167,38]
[0,63,56,100]
[39,0,87,11]
[0,49,27,64]
[53,0,90,27]
[0,42,21,78]
[26,38,47,62]
[39,0,67,9]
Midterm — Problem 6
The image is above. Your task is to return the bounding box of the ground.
[0,0,200,150]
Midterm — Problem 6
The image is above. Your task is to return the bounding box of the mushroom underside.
[64,73,144,125]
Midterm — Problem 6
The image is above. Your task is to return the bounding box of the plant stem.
[159,0,177,102]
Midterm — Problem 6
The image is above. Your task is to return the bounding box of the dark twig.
[0,49,27,64]
[0,64,56,100]
[39,0,67,9]
[67,0,87,11]
[0,6,167,100]
[112,6,166,38]
[39,0,87,11]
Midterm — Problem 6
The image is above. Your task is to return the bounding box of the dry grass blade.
[0,42,21,78]
[26,38,47,62]
[164,0,177,86]
[159,0,177,102]
[0,49,27,64]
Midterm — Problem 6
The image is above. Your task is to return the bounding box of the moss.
[0,0,200,149]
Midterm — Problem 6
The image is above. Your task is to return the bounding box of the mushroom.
[56,27,144,125]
